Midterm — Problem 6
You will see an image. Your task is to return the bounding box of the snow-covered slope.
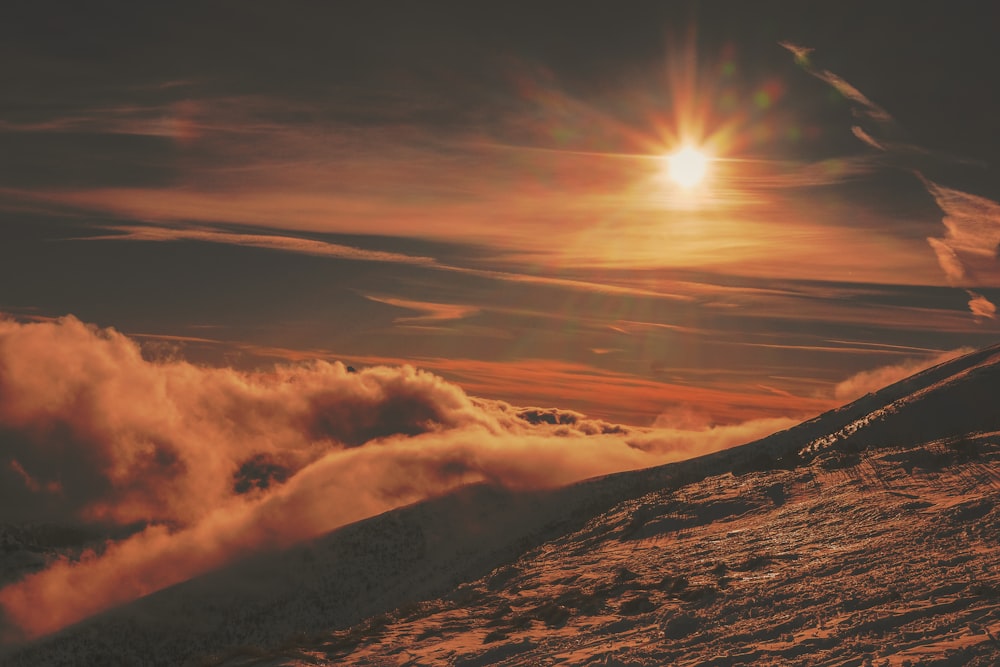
[4,345,1000,666]
[308,433,1000,666]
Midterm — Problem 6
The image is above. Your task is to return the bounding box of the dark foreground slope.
[5,346,1000,666]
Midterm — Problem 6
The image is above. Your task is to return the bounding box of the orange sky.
[1,2,998,427]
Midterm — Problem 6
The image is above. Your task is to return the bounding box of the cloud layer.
[0,315,798,641]
[0,315,503,527]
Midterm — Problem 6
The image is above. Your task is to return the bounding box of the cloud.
[919,177,1000,281]
[851,125,886,151]
[0,315,808,642]
[926,236,966,283]
[779,42,892,124]
[0,315,503,527]
[967,291,996,320]
[923,180,1000,317]
[363,294,479,324]
[52,216,696,302]
[635,415,800,457]
[0,104,201,139]
[91,225,439,267]
[832,348,973,402]
[0,426,647,642]
[783,42,1000,317]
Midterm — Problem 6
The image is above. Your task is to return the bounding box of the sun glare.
[666,146,710,188]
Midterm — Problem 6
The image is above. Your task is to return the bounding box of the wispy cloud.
[779,41,892,124]
[918,176,1000,286]
[832,347,973,401]
[35,182,938,287]
[782,41,1000,317]
[65,220,698,302]
[0,96,310,143]
[0,65,940,289]
[363,294,479,324]
[90,225,438,266]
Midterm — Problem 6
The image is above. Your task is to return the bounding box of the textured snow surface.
[3,347,1000,666]
[289,438,1000,666]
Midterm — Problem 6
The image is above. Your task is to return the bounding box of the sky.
[2,0,1000,642]
[3,1,1000,426]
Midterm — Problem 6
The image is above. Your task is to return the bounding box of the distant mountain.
[4,345,1000,665]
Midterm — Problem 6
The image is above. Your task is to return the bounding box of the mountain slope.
[309,435,1000,666]
[4,345,1000,666]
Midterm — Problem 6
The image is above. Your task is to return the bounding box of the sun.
[665,146,710,189]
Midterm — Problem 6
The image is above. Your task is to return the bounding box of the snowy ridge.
[799,345,1000,457]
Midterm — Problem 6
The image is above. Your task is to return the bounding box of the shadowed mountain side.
[3,343,1000,665]
[0,482,667,666]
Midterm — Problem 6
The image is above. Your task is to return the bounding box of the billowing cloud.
[0,315,807,642]
[832,347,972,402]
[0,315,503,527]
[635,415,799,457]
